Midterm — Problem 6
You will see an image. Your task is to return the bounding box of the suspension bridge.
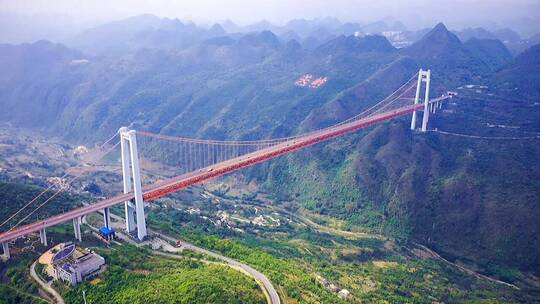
[0,69,454,259]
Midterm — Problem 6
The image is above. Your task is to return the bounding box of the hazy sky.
[2,0,540,30]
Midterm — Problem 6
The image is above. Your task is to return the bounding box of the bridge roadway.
[0,97,449,244]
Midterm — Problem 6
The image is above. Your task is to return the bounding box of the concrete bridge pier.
[103,207,111,228]
[39,229,47,246]
[1,242,9,259]
[125,203,136,233]
[73,217,82,242]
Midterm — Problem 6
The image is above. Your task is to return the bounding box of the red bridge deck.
[0,99,446,244]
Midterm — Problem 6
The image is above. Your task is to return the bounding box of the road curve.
[153,231,281,304]
[412,242,520,290]
[30,261,65,304]
[98,211,281,304]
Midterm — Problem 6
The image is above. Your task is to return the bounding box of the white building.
[338,289,350,299]
[55,252,105,286]
[38,242,105,286]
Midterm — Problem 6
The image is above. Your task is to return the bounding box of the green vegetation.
[0,181,265,304]
[0,181,88,303]
[64,245,265,304]
[148,208,537,303]
[0,19,540,303]
[34,262,51,282]
[0,285,46,304]
[0,252,46,304]
[0,173,537,303]
[0,181,88,228]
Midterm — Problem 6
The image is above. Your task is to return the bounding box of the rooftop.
[99,226,115,236]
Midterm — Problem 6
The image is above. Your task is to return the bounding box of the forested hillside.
[262,25,540,277]
[0,19,539,282]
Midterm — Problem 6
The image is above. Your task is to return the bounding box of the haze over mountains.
[1,13,539,55]
[0,16,520,141]
[1,12,540,293]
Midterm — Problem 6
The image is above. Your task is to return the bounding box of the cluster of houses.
[46,176,70,190]
[316,274,350,299]
[295,74,329,89]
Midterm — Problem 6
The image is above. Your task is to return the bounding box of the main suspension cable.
[138,72,420,146]
[7,141,120,232]
[0,132,119,230]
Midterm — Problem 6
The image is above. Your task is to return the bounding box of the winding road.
[412,242,520,290]
[29,261,65,304]
[90,211,281,304]
[153,231,280,304]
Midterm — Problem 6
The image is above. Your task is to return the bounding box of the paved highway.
[155,231,281,304]
[100,210,281,304]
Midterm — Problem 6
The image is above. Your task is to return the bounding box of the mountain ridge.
[0,23,539,282]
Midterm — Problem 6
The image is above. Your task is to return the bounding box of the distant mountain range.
[66,14,227,56]
[1,13,538,57]
[0,19,539,280]
[1,22,515,141]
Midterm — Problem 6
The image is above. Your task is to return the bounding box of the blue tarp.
[99,226,115,236]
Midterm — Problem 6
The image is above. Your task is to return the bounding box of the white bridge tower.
[118,127,147,240]
[410,69,431,132]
